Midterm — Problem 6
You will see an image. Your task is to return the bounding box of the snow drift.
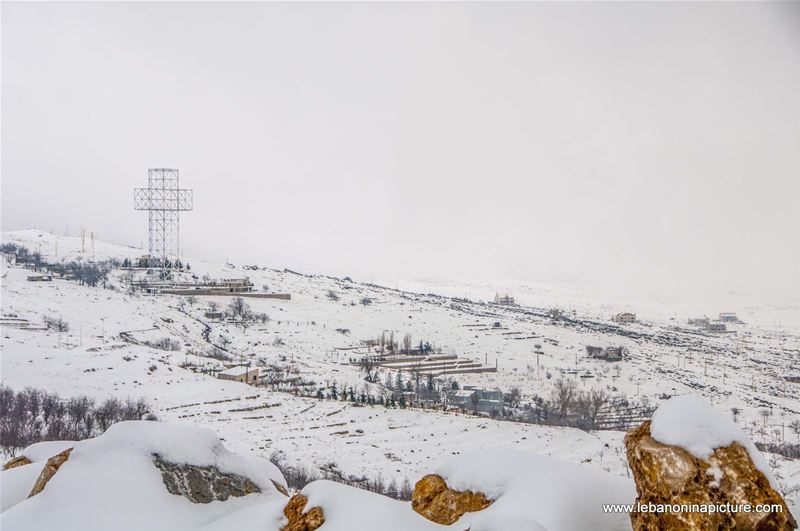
[0,421,288,531]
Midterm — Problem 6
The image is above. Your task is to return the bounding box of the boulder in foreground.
[625,395,797,531]
[0,421,288,531]
[281,493,325,531]
[28,447,73,497]
[411,473,493,524]
[2,456,32,471]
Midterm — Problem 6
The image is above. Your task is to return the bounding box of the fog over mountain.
[3,2,799,300]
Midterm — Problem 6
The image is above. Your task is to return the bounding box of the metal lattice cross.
[134,168,193,268]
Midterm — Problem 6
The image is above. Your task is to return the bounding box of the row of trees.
[0,386,155,456]
[508,378,656,431]
[538,378,615,429]
[371,332,435,356]
[1,243,113,287]
[212,297,269,326]
[354,356,653,430]
[43,314,70,332]
[143,337,181,351]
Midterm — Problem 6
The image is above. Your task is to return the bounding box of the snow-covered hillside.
[1,229,798,507]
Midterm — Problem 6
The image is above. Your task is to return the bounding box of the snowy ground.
[1,229,798,506]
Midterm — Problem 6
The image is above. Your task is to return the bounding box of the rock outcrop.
[411,473,493,525]
[153,453,261,503]
[3,456,32,470]
[626,420,797,531]
[281,494,325,531]
[28,448,73,497]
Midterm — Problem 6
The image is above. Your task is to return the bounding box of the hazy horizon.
[3,2,799,298]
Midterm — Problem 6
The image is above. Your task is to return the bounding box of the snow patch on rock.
[0,421,287,531]
[650,394,777,488]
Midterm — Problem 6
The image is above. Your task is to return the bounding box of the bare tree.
[402,333,412,354]
[549,378,577,420]
[228,297,249,318]
[94,398,121,431]
[43,315,70,332]
[359,357,380,383]
[505,387,522,408]
[790,419,800,441]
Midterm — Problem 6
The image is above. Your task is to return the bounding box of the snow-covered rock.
[0,421,288,531]
[626,395,797,530]
[279,449,633,531]
[412,473,493,524]
[424,448,634,531]
[286,480,446,531]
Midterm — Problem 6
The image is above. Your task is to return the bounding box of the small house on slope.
[217,366,259,385]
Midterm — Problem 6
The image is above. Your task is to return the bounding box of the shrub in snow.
[42,315,69,332]
[144,337,181,351]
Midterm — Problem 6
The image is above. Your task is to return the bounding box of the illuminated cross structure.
[134,169,193,269]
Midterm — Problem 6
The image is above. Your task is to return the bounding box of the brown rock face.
[411,473,494,525]
[28,448,73,497]
[153,454,261,503]
[625,420,797,531]
[3,455,32,470]
[281,494,325,531]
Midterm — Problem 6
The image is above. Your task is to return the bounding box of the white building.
[217,366,259,385]
[612,312,636,324]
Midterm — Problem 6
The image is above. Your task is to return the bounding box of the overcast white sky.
[2,2,799,297]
